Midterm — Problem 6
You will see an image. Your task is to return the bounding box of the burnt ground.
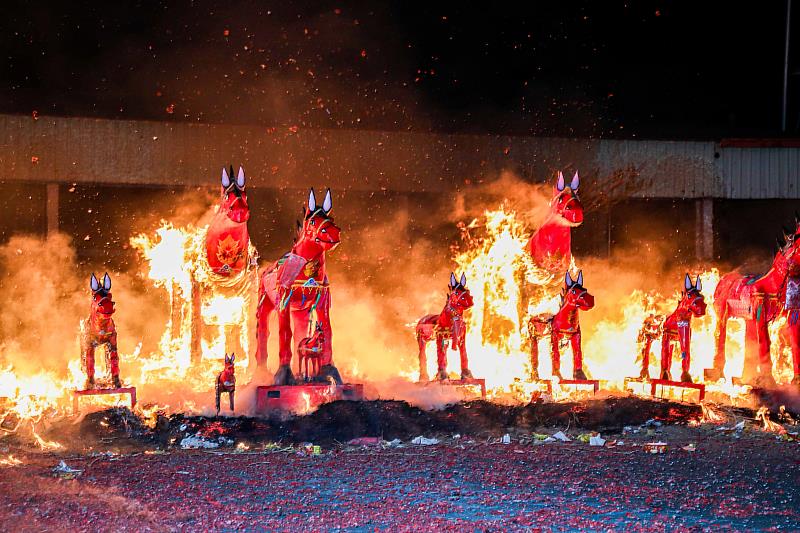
[1,397,799,530]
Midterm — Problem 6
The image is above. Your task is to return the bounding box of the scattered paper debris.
[501,434,511,444]
[644,442,668,454]
[347,437,383,447]
[411,436,440,446]
[180,435,220,449]
[589,435,606,447]
[53,460,83,479]
[681,443,697,452]
[552,431,571,442]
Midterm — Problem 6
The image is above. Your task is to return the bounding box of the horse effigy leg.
[741,319,760,383]
[530,335,540,381]
[254,276,275,377]
[640,338,652,379]
[273,304,296,385]
[435,336,449,381]
[708,306,728,381]
[83,341,96,389]
[754,315,776,387]
[417,334,429,382]
[571,331,587,380]
[550,333,562,379]
[458,340,473,380]
[314,293,343,385]
[229,390,235,411]
[215,381,221,416]
[660,336,673,381]
[786,314,800,385]
[678,323,692,383]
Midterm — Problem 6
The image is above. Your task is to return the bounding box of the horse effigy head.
[447,272,474,311]
[777,215,800,276]
[682,274,707,317]
[89,273,115,318]
[300,188,341,251]
[220,166,250,223]
[223,353,235,373]
[551,170,584,226]
[562,270,594,310]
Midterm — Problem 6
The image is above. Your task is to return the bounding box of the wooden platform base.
[255,383,364,415]
[557,379,600,394]
[72,386,137,413]
[419,378,487,398]
[649,379,705,402]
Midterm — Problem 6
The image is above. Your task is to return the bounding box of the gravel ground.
[1,424,799,531]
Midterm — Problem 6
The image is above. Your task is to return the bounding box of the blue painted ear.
[576,270,583,287]
[570,171,580,191]
[322,188,332,214]
[684,273,692,291]
[565,271,574,288]
[236,167,245,189]
[449,272,457,288]
[695,275,702,292]
[556,171,565,191]
[308,188,317,211]
[90,273,99,292]
[460,273,466,287]
[221,167,231,189]
[102,273,111,291]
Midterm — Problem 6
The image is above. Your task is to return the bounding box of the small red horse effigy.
[80,273,121,389]
[528,171,583,274]
[636,313,665,379]
[416,273,475,381]
[255,188,342,386]
[644,275,707,383]
[215,353,236,415]
[298,322,325,381]
[710,220,800,386]
[528,270,594,380]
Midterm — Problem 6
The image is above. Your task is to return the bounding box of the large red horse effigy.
[190,166,258,362]
[708,221,800,386]
[255,188,342,385]
[527,171,584,274]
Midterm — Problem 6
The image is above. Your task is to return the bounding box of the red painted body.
[711,222,800,386]
[81,273,120,389]
[416,273,475,381]
[650,275,707,383]
[255,189,342,386]
[529,271,594,380]
[215,353,236,415]
[527,171,583,274]
[205,166,251,276]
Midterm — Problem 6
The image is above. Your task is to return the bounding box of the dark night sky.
[1,1,797,139]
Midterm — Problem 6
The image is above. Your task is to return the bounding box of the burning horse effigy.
[253,188,363,414]
[654,274,707,383]
[416,273,475,382]
[708,219,800,387]
[80,273,121,390]
[528,270,594,381]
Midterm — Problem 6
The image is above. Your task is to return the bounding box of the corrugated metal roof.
[1,113,799,198]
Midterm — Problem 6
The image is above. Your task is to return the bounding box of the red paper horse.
[205,166,251,276]
[655,275,707,383]
[710,221,800,386]
[528,270,594,380]
[80,273,120,389]
[255,189,342,385]
[187,166,255,363]
[215,353,236,415]
[527,171,583,274]
[298,322,325,381]
[416,273,475,381]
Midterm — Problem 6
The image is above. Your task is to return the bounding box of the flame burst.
[423,205,792,401]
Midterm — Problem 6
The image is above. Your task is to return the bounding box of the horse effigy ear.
[576,270,583,287]
[565,271,574,288]
[90,273,99,292]
[322,188,332,214]
[230,353,235,363]
[695,275,702,292]
[684,273,692,291]
[103,273,111,291]
[221,167,231,188]
[449,272,457,288]
[236,166,246,189]
[460,273,466,287]
[308,188,317,211]
[556,171,566,192]
[224,354,229,364]
[570,171,580,191]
